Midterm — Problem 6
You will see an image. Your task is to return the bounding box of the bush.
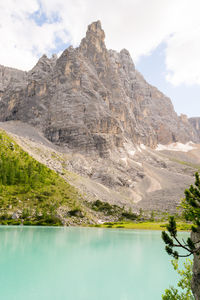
[121,211,137,220]
[68,209,83,218]
[162,259,194,300]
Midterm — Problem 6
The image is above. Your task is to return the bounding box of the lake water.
[0,226,189,300]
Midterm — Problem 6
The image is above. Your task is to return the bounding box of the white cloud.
[0,0,68,70]
[0,0,200,86]
[165,1,200,86]
[166,28,200,86]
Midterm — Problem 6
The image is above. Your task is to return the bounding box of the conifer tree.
[162,172,200,258]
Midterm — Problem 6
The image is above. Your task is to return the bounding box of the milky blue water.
[0,226,189,300]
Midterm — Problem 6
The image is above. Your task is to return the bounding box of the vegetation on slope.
[0,130,173,227]
[0,130,88,225]
[95,221,191,231]
[0,129,194,229]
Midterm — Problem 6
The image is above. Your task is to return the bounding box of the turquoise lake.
[0,226,189,300]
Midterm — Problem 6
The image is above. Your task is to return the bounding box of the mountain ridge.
[0,20,199,158]
[0,20,200,213]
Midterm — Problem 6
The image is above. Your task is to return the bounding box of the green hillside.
[0,130,88,225]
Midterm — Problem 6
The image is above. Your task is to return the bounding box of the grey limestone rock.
[0,20,199,157]
[189,117,200,140]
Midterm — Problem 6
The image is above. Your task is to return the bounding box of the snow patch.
[156,141,196,152]
[124,143,146,156]
[134,161,142,167]
[121,157,127,163]
[123,143,136,157]
[140,144,146,150]
[128,150,136,156]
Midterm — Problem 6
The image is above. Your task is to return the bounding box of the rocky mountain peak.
[0,20,199,157]
[80,20,106,56]
[29,54,57,80]
[86,20,105,40]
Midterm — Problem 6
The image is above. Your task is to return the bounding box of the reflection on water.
[0,227,189,300]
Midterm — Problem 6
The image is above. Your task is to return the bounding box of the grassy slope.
[0,130,90,225]
[93,221,191,231]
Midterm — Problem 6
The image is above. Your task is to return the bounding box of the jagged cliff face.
[189,117,200,140]
[0,65,27,98]
[0,21,199,157]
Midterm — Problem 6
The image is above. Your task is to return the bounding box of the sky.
[0,0,199,117]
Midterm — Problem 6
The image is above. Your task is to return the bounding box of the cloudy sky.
[0,0,199,117]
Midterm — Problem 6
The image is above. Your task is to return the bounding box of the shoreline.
[88,221,191,231]
[0,221,191,231]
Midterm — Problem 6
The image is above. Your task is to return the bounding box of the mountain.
[0,20,200,216]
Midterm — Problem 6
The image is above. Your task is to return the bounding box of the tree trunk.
[191,227,200,300]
